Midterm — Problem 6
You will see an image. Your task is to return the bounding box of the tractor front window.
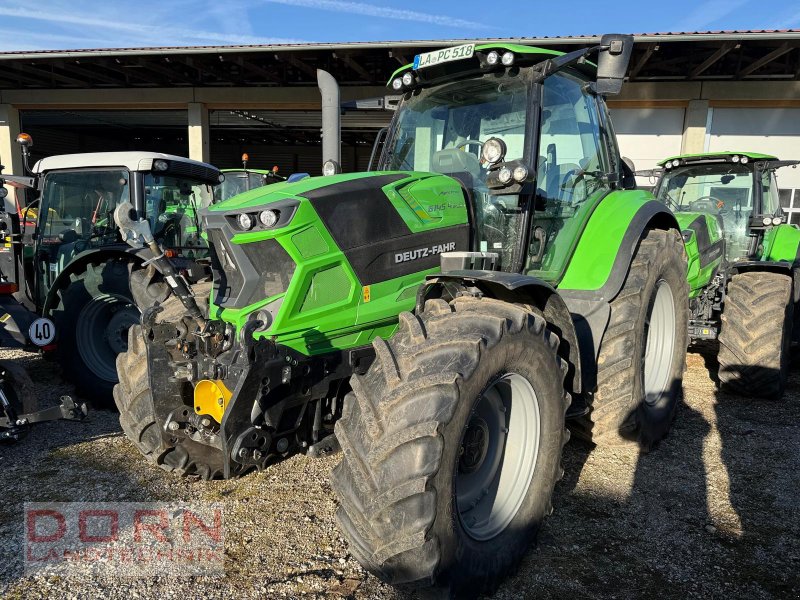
[36,169,130,243]
[655,163,755,259]
[145,174,213,254]
[382,72,530,269]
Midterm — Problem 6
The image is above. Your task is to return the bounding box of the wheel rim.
[642,280,677,406]
[76,294,140,382]
[456,373,541,541]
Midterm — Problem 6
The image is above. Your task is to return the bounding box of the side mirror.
[596,34,634,96]
[114,201,154,248]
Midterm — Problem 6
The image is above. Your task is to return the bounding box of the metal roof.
[0,30,799,89]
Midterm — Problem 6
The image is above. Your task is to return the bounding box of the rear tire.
[114,324,225,479]
[718,271,793,398]
[572,228,689,449]
[52,258,140,406]
[331,297,569,596]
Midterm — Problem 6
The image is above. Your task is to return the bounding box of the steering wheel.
[457,139,484,151]
[690,195,726,214]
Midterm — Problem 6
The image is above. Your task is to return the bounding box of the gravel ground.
[1,347,799,599]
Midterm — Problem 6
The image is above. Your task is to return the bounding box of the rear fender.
[41,246,148,315]
[419,271,583,395]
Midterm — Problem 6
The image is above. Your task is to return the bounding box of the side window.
[761,170,780,215]
[538,72,610,206]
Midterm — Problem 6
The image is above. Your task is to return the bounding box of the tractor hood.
[201,170,470,316]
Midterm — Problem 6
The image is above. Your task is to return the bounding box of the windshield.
[36,169,130,241]
[655,163,765,260]
[214,171,268,203]
[145,174,213,254]
[382,72,530,269]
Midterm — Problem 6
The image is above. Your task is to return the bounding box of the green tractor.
[214,154,288,203]
[113,35,690,594]
[651,152,799,398]
[1,136,223,404]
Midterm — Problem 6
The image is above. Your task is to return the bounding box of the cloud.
[670,0,749,32]
[0,5,309,48]
[261,0,489,30]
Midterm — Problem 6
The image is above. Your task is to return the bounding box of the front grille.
[208,228,295,309]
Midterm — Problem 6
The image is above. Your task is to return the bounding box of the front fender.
[558,194,680,301]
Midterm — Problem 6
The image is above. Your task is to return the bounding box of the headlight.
[740,156,749,164]
[401,72,415,87]
[480,138,506,165]
[731,155,740,163]
[763,216,772,226]
[153,159,169,171]
[218,173,225,183]
[513,165,529,182]
[486,51,500,65]
[391,77,403,91]
[237,213,254,230]
[772,216,782,226]
[259,209,278,228]
[498,166,513,185]
[501,52,515,66]
[322,159,341,177]
[670,159,681,168]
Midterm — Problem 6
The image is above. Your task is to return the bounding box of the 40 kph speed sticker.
[28,317,56,347]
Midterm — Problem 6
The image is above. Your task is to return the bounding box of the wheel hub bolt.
[238,448,249,458]
[167,421,179,431]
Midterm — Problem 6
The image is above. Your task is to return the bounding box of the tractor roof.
[387,43,570,86]
[657,151,778,167]
[33,151,217,175]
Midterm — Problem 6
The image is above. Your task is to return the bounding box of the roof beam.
[389,50,408,65]
[333,52,372,82]
[0,63,48,86]
[59,61,124,86]
[138,58,196,85]
[628,43,658,80]
[738,42,795,78]
[281,54,316,78]
[236,57,283,84]
[689,42,737,79]
[28,62,87,86]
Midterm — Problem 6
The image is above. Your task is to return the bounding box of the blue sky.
[0,0,799,51]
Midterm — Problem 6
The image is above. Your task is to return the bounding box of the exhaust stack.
[317,69,341,173]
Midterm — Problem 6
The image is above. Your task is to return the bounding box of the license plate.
[413,44,475,70]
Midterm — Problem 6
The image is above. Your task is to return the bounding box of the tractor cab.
[214,155,285,203]
[653,152,798,263]
[25,151,222,305]
[379,40,635,281]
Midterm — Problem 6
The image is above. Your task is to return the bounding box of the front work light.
[501,52,515,66]
[323,159,341,177]
[481,138,507,165]
[486,51,500,65]
[392,77,403,91]
[259,210,278,228]
[402,72,415,87]
[153,159,169,171]
[513,165,529,182]
[498,166,513,185]
[237,213,254,230]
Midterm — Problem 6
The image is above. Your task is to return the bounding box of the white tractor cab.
[0,136,223,405]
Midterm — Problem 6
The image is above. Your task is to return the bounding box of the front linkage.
[140,306,367,477]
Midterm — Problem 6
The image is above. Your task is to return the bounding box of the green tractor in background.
[113,36,691,595]
[214,153,293,203]
[0,136,223,404]
[652,152,799,397]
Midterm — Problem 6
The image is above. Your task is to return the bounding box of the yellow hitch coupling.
[194,379,232,424]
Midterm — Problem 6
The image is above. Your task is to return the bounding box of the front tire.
[718,271,793,398]
[52,259,140,406]
[573,228,689,448]
[114,324,225,479]
[331,297,569,596]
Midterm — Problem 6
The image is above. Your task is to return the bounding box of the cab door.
[527,70,614,283]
